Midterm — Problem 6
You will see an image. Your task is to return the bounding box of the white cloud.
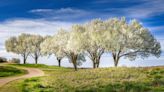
[0,18,72,35]
[29,9,54,13]
[29,8,91,21]
[103,0,164,19]
[30,8,89,14]
[28,0,164,21]
[123,0,164,18]
[55,8,86,14]
[148,26,164,32]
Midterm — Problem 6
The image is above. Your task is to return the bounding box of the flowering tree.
[40,36,52,56]
[65,25,86,70]
[41,27,86,70]
[104,17,161,67]
[5,17,161,68]
[28,34,44,64]
[41,33,66,67]
[5,33,31,64]
[84,19,106,68]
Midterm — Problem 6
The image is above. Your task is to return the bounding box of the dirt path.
[0,68,44,87]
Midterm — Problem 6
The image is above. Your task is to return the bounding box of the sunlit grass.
[3,66,163,92]
[0,66,26,78]
[8,64,66,70]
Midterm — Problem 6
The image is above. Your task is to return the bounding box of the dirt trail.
[0,68,44,87]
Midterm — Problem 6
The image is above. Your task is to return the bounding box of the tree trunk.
[114,59,119,67]
[33,52,39,64]
[91,55,101,68]
[23,56,26,64]
[35,56,38,64]
[90,54,98,68]
[112,53,120,67]
[91,57,96,68]
[73,61,77,71]
[96,63,99,68]
[96,56,101,68]
[88,49,104,68]
[22,54,27,64]
[93,62,96,68]
[71,54,78,71]
[22,53,30,64]
[57,58,61,67]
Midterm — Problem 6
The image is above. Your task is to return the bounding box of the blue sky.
[0,0,163,35]
[0,0,164,67]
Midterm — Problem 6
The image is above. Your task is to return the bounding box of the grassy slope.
[7,64,66,70]
[0,65,27,78]
[1,64,164,92]
[0,80,24,92]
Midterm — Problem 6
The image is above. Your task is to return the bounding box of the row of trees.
[5,17,161,70]
[5,34,44,64]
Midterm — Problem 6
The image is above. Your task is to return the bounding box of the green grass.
[0,66,27,77]
[1,66,164,92]
[8,64,66,70]
[0,79,24,92]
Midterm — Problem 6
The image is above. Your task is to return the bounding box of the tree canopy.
[5,17,161,70]
[5,33,31,64]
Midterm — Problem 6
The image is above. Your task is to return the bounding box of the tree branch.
[119,50,140,58]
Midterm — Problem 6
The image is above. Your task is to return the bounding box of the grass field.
[0,65,26,78]
[8,64,66,70]
[1,64,164,92]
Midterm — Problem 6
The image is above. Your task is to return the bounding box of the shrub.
[10,58,20,64]
[0,57,7,63]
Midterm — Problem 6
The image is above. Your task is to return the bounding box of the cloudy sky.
[0,0,164,67]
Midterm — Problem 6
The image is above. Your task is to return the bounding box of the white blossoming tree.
[5,17,161,68]
[41,26,86,70]
[84,19,106,68]
[5,33,31,64]
[28,34,44,64]
[65,25,86,70]
[104,17,161,67]
[41,33,66,67]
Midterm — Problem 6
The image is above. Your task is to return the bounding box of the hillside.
[1,64,164,92]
